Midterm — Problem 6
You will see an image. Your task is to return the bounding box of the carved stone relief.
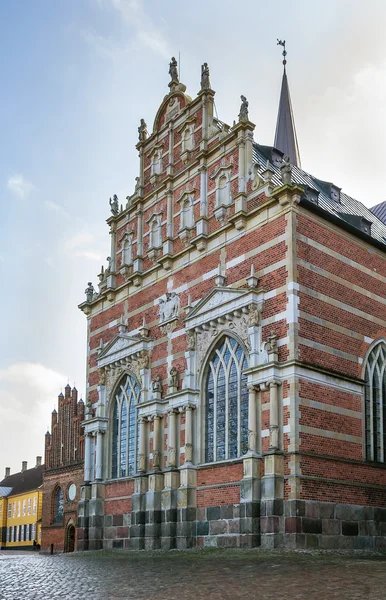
[195,313,251,374]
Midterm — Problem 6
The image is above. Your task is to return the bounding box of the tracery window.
[54,487,64,523]
[365,341,386,462]
[205,337,248,463]
[111,374,141,478]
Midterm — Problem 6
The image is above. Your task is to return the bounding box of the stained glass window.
[111,374,141,478]
[54,487,64,523]
[205,337,248,463]
[365,341,386,462]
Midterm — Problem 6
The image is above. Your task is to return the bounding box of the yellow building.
[0,459,44,549]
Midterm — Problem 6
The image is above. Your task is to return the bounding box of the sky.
[1,0,386,476]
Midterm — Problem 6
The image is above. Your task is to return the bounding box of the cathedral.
[75,52,386,551]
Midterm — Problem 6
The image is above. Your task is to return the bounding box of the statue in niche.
[84,282,95,303]
[152,374,162,394]
[109,194,119,216]
[99,368,106,386]
[201,62,211,90]
[159,292,180,323]
[138,118,148,142]
[238,95,249,122]
[186,330,196,351]
[169,57,179,83]
[169,367,178,390]
[281,155,292,185]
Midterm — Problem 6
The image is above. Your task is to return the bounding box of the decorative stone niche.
[146,213,163,262]
[178,191,195,244]
[180,118,196,164]
[119,230,134,277]
[149,143,164,186]
[211,163,233,225]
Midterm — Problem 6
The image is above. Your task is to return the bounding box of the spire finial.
[277,39,287,68]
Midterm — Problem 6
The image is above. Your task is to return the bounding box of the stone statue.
[169,367,178,390]
[186,330,196,351]
[159,292,180,323]
[152,374,162,394]
[238,95,249,122]
[138,118,148,142]
[281,155,292,185]
[169,57,179,83]
[109,194,119,216]
[106,256,112,274]
[200,62,210,90]
[99,368,106,386]
[86,397,93,417]
[85,282,95,303]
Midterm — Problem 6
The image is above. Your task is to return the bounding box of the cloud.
[87,0,170,60]
[0,362,71,472]
[62,230,104,262]
[7,174,37,198]
[44,257,54,267]
[44,200,70,218]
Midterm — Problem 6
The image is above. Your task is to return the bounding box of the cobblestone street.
[1,549,386,600]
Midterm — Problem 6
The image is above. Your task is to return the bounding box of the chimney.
[22,461,27,472]
[5,467,10,477]
[36,456,42,467]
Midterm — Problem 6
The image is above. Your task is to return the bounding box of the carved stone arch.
[64,518,76,553]
[152,91,191,133]
[195,318,251,377]
[107,369,142,419]
[361,337,386,380]
[199,328,250,387]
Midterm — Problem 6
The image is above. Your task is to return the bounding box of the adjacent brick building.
[41,385,85,552]
[76,56,386,551]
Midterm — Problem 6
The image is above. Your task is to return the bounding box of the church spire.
[274,40,301,168]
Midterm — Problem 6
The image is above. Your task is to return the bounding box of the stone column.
[95,431,104,480]
[237,135,246,194]
[184,404,194,463]
[177,404,197,549]
[247,384,257,454]
[269,380,280,451]
[167,409,177,469]
[109,223,116,273]
[240,385,261,548]
[133,208,144,281]
[84,433,93,484]
[138,417,147,473]
[152,415,162,471]
[261,379,284,550]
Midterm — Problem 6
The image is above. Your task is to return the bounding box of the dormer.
[211,161,233,224]
[340,213,373,236]
[146,212,163,261]
[303,186,319,205]
[312,177,341,203]
[178,190,195,243]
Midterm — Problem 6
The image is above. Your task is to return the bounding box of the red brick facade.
[76,61,386,551]
[41,386,84,552]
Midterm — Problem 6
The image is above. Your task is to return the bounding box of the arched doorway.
[64,524,75,553]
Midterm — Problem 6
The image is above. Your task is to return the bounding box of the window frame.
[110,374,141,479]
[364,340,386,463]
[202,334,249,464]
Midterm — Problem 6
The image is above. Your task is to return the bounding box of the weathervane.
[277,39,287,68]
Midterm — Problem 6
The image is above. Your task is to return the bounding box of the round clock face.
[68,484,76,501]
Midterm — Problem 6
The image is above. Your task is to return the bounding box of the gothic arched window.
[53,487,64,523]
[205,337,248,463]
[111,374,141,478]
[365,341,386,462]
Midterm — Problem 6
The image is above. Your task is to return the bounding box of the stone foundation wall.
[97,499,386,551]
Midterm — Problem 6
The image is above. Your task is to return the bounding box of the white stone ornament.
[158,292,180,324]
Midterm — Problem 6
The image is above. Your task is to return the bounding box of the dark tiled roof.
[253,143,386,248]
[370,201,386,225]
[0,466,44,496]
